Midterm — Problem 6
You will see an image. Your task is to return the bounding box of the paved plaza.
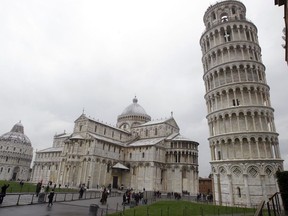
[0,195,125,216]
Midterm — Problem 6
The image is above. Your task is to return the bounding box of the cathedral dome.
[120,97,149,117]
[117,97,151,130]
[0,122,31,146]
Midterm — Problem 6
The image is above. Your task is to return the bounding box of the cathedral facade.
[200,0,283,207]
[0,122,33,181]
[31,98,199,194]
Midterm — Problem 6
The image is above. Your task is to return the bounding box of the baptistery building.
[200,0,283,207]
[31,97,199,194]
[0,122,33,181]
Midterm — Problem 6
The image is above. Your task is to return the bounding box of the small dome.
[120,97,149,117]
[0,122,31,146]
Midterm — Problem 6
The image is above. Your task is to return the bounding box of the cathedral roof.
[119,97,150,118]
[88,133,125,145]
[128,137,165,146]
[167,133,198,144]
[0,122,32,146]
[37,147,63,153]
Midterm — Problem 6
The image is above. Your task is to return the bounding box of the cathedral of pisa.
[200,0,284,207]
[31,97,199,194]
[0,0,285,208]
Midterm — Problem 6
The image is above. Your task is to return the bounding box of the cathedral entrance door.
[112,176,118,189]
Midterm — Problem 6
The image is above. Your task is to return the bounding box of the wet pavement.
[0,195,125,216]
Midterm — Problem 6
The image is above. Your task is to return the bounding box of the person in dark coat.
[35,182,42,197]
[47,190,55,207]
[0,184,10,204]
[100,188,108,205]
[79,185,85,199]
[122,192,127,205]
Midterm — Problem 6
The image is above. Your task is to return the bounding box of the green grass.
[0,180,77,193]
[109,200,259,216]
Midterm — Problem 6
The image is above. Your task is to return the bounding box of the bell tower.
[200,0,283,207]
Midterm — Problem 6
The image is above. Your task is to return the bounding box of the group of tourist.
[122,189,146,206]
[34,181,55,206]
[196,192,213,202]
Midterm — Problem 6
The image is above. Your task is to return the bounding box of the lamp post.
[87,175,91,189]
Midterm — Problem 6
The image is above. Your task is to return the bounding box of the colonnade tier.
[205,85,271,112]
[33,161,198,172]
[209,134,280,161]
[0,152,32,160]
[200,20,258,55]
[202,43,262,72]
[203,62,266,91]
[207,110,277,136]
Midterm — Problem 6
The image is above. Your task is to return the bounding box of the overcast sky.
[0,0,287,177]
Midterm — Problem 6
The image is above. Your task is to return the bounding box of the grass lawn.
[0,180,77,193]
[109,200,259,216]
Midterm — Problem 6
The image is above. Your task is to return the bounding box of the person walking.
[35,182,42,197]
[79,184,85,199]
[0,184,10,204]
[100,188,108,205]
[47,189,55,207]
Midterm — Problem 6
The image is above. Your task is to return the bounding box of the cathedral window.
[142,152,145,158]
[145,129,148,136]
[94,125,97,132]
[8,168,10,173]
[112,131,114,138]
[107,164,110,173]
[130,153,132,159]
[5,157,8,162]
[104,128,106,135]
[155,128,158,135]
[0,167,2,172]
[237,187,241,197]
[79,125,83,131]
[103,143,105,150]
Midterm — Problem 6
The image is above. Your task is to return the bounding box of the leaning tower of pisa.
[200,0,284,207]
